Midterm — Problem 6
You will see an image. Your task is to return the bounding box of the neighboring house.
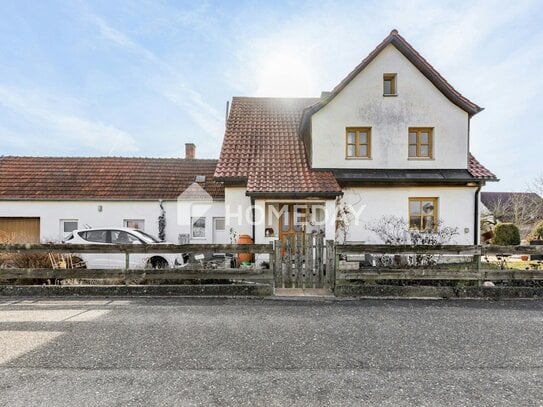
[481,192,543,239]
[215,30,498,245]
[0,144,226,243]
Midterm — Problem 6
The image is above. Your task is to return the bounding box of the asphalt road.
[0,297,542,406]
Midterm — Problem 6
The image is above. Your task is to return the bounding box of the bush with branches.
[531,221,543,241]
[365,216,459,267]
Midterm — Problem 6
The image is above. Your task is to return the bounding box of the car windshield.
[131,230,161,244]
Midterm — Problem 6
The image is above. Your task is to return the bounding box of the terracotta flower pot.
[237,234,254,263]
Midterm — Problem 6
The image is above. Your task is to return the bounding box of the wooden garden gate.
[272,233,335,289]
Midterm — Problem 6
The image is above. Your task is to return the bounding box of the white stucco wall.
[0,200,225,244]
[224,187,253,239]
[311,44,469,169]
[341,186,477,244]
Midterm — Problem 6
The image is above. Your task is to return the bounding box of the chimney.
[185,143,195,159]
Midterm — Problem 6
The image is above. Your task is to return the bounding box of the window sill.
[383,93,398,97]
[408,157,434,160]
[345,157,372,160]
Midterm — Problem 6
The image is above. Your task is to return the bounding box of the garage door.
[0,217,40,243]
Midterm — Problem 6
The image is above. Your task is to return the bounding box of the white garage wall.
[341,186,477,244]
[0,200,225,243]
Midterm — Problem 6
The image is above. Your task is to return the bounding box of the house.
[0,144,226,243]
[481,192,543,239]
[215,30,497,246]
[0,30,497,247]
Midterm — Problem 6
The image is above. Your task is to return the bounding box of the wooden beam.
[337,268,543,281]
[0,243,274,254]
[0,268,273,281]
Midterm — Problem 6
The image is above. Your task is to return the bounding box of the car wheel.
[147,257,169,269]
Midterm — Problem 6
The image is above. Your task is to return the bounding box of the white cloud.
[83,10,224,142]
[0,85,138,154]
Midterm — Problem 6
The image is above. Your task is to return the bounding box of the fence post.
[274,240,283,289]
[285,237,292,288]
[326,240,335,290]
[475,245,482,286]
[316,234,324,288]
[304,233,313,289]
[124,250,130,270]
[295,234,303,287]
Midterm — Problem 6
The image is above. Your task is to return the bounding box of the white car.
[64,227,189,269]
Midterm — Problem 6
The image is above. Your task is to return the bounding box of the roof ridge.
[308,29,482,117]
[0,155,218,162]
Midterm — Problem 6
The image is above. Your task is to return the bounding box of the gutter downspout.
[251,196,256,242]
[474,185,481,245]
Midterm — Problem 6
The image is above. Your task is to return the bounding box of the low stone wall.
[335,285,543,299]
[0,283,274,297]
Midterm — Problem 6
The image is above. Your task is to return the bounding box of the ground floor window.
[124,219,145,230]
[191,217,206,238]
[409,198,437,231]
[60,219,78,240]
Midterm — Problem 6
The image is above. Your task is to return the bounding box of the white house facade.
[215,30,497,246]
[0,30,497,247]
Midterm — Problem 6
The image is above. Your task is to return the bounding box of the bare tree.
[482,191,543,238]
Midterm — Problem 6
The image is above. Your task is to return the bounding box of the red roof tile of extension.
[0,156,224,200]
[468,153,497,180]
[215,97,342,197]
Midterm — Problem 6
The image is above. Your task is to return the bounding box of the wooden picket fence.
[272,233,335,290]
[334,243,543,287]
[0,243,274,285]
[0,241,542,293]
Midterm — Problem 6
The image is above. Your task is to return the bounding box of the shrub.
[532,221,543,240]
[493,223,520,245]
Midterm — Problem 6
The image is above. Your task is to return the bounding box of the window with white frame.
[191,217,206,238]
[123,219,145,230]
[60,219,78,240]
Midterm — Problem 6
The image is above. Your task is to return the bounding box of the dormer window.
[383,74,397,96]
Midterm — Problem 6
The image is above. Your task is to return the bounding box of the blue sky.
[0,0,541,192]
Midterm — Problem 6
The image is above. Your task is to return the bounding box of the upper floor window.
[409,198,437,231]
[346,127,371,159]
[383,74,397,96]
[408,128,433,159]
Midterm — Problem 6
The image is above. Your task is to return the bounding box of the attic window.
[195,175,206,183]
[383,74,397,96]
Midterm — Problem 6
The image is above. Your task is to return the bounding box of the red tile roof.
[215,97,342,196]
[0,156,224,200]
[468,153,498,180]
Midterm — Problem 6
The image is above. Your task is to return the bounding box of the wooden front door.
[279,204,306,249]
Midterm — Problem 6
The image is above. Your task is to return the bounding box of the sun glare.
[255,49,316,97]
